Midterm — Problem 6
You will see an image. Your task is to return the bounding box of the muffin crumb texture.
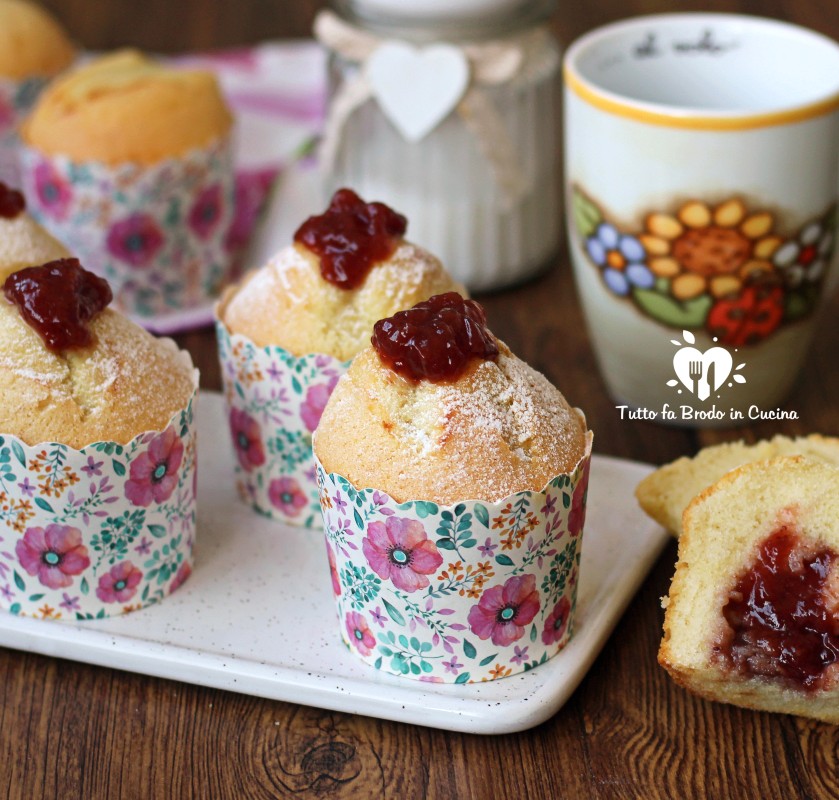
[0,302,195,447]
[315,343,587,504]
[659,456,839,723]
[636,434,839,536]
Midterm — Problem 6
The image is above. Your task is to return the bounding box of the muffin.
[0,179,70,282]
[313,293,593,682]
[315,295,587,503]
[636,434,839,537]
[215,188,464,526]
[22,49,231,165]
[221,188,465,360]
[0,257,198,618]
[0,0,74,81]
[659,456,839,723]
[0,0,75,185]
[19,49,235,320]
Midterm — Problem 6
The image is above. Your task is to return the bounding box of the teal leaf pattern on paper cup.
[0,394,198,620]
[215,319,350,528]
[315,432,593,682]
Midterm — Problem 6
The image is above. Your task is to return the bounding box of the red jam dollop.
[3,258,113,352]
[718,526,839,691]
[371,292,499,383]
[0,182,25,219]
[293,188,407,290]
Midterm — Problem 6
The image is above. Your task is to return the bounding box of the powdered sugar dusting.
[316,343,588,504]
[428,351,584,499]
[0,301,196,446]
[371,242,463,303]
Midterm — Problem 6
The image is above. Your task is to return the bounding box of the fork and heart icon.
[672,347,733,401]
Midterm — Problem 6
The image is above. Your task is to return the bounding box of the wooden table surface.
[3,1,839,798]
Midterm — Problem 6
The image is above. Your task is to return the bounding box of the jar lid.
[333,0,555,40]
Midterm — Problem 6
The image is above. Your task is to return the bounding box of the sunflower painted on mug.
[572,186,835,347]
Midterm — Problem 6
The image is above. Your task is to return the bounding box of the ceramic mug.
[563,14,839,426]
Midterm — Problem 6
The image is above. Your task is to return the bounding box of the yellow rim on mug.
[564,14,839,131]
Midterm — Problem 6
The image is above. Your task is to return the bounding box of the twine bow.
[314,10,542,206]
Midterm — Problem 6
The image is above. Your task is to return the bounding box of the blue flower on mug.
[585,223,654,296]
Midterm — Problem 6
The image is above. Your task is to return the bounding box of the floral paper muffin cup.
[315,433,593,683]
[0,76,47,186]
[215,313,349,528]
[18,137,235,321]
[0,387,198,620]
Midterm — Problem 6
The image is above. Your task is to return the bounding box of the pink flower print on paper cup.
[106,213,166,269]
[362,517,444,593]
[345,611,377,657]
[189,184,225,240]
[541,596,572,646]
[228,407,266,472]
[32,160,73,221]
[268,477,308,518]
[467,574,541,648]
[301,377,339,433]
[96,561,143,604]
[215,316,349,528]
[0,396,198,620]
[315,430,593,683]
[16,524,91,590]
[124,427,185,507]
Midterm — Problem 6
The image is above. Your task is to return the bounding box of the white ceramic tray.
[0,393,669,734]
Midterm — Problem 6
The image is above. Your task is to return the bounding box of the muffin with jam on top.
[220,188,464,361]
[313,293,593,682]
[0,257,197,619]
[215,188,464,527]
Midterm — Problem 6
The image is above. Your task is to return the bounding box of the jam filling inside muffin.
[0,182,25,219]
[294,188,407,290]
[371,292,499,383]
[3,258,113,351]
[716,525,839,691]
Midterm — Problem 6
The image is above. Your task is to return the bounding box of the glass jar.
[321,0,560,291]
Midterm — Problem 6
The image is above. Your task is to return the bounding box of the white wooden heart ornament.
[367,41,470,142]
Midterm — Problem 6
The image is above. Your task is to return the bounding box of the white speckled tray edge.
[0,393,669,734]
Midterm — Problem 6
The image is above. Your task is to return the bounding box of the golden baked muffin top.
[220,242,465,361]
[1,260,196,447]
[221,190,465,361]
[0,0,74,80]
[314,339,588,504]
[23,49,233,165]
